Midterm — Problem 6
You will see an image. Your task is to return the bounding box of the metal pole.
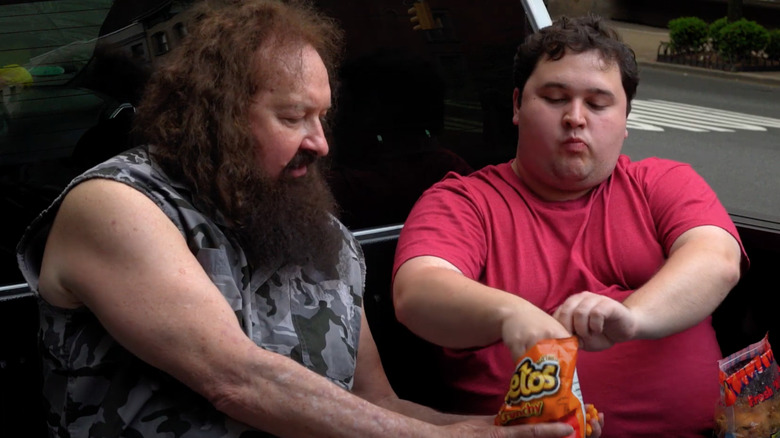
[520,0,552,32]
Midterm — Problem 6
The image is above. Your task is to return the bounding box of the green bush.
[668,16,709,52]
[708,17,729,48]
[715,19,770,60]
[766,29,780,60]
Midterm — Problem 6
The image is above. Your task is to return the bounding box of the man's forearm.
[393,259,515,349]
[209,348,449,438]
[623,226,742,339]
[372,394,484,426]
[394,257,571,358]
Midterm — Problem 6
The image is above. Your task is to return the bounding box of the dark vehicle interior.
[1,0,779,435]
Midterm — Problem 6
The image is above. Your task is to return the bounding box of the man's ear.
[512,88,521,125]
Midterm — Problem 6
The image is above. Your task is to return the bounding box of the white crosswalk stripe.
[443,99,780,134]
[629,99,780,132]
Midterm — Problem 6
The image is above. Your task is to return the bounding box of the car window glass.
[0,0,531,286]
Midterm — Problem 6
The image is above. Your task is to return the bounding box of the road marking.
[629,99,780,132]
[442,98,780,134]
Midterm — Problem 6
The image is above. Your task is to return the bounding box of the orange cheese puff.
[495,336,587,438]
[585,404,599,436]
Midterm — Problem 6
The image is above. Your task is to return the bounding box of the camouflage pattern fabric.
[17,146,366,437]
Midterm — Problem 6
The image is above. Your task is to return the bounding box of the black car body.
[1,1,778,435]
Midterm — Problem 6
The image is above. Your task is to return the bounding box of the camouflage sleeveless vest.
[16,146,365,437]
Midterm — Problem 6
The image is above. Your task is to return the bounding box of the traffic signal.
[408,1,437,31]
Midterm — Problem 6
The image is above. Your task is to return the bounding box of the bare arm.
[38,179,574,438]
[554,225,742,350]
[352,308,478,425]
[351,308,587,437]
[393,256,570,359]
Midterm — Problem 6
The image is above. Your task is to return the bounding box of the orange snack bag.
[714,333,780,438]
[495,336,593,437]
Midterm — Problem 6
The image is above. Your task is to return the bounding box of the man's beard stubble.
[233,158,344,272]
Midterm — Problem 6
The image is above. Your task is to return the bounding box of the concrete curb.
[608,20,780,88]
[638,60,780,87]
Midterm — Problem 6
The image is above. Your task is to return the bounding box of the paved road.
[621,64,780,224]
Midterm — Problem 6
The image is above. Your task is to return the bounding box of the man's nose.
[303,119,329,157]
[562,101,586,128]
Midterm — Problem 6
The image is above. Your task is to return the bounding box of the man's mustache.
[286,150,318,171]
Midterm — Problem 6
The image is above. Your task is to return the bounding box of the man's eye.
[543,96,566,103]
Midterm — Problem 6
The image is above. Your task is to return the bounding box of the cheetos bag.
[715,333,780,438]
[495,336,597,437]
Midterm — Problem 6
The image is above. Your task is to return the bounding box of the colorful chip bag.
[715,333,780,438]
[495,336,597,437]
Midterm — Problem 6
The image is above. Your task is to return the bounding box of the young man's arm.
[393,255,571,359]
[553,225,742,350]
[39,179,574,438]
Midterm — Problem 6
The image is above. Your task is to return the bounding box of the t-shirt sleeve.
[640,159,747,266]
[392,173,488,281]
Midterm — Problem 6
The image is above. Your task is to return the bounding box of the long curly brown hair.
[134,0,343,224]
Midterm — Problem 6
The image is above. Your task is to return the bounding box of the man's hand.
[447,414,602,438]
[552,291,638,351]
[444,417,576,437]
[501,304,571,359]
[587,407,604,437]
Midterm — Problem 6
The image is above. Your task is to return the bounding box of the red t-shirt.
[393,155,746,437]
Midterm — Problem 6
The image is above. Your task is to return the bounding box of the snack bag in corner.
[715,333,780,438]
[495,336,596,437]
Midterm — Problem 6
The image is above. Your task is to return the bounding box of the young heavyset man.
[16,1,597,437]
[393,14,746,437]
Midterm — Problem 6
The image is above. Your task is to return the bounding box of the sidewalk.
[608,20,780,87]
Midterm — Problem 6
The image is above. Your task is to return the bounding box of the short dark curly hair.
[513,14,639,114]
